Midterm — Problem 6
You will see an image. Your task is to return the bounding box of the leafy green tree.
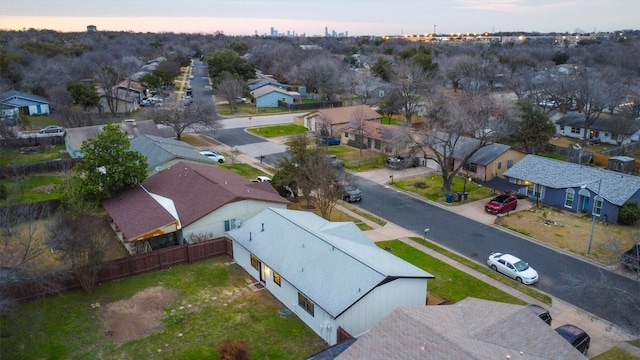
[66,80,100,110]
[73,124,147,203]
[511,101,556,154]
[618,201,640,226]
[204,49,255,84]
[371,57,395,82]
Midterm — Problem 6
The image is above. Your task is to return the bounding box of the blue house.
[503,154,640,223]
[250,85,299,108]
[1,90,50,116]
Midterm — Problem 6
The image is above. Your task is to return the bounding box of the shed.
[607,156,635,174]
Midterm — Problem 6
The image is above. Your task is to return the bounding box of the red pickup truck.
[485,194,518,214]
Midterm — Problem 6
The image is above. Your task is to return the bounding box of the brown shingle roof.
[102,161,289,241]
[337,298,586,360]
[309,105,381,125]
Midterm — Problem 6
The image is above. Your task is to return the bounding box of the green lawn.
[393,173,493,204]
[377,240,532,305]
[0,256,327,360]
[0,144,67,166]
[1,174,66,205]
[220,162,272,179]
[247,124,308,138]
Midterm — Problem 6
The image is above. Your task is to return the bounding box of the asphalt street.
[352,176,640,334]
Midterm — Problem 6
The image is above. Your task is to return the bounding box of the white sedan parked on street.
[487,252,538,285]
[199,150,225,163]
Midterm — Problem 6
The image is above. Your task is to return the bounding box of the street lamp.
[581,178,602,255]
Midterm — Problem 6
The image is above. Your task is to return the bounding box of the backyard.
[1,239,544,360]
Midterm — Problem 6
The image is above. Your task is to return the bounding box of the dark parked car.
[619,242,640,272]
[326,154,344,168]
[386,154,419,170]
[317,137,340,146]
[334,181,362,202]
[484,194,517,214]
[555,324,590,356]
[527,304,552,325]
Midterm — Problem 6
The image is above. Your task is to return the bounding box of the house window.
[559,125,565,131]
[571,127,580,134]
[250,254,259,270]
[273,272,281,286]
[298,292,314,316]
[374,139,381,150]
[463,163,477,173]
[593,196,603,216]
[378,90,385,97]
[497,161,502,169]
[224,219,237,231]
[565,188,575,208]
[507,159,513,169]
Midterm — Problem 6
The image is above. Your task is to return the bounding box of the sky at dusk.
[0,0,638,36]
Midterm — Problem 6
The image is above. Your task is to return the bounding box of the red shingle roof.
[102,161,289,241]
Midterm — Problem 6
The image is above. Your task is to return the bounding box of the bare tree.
[390,60,439,124]
[46,199,111,294]
[213,73,246,113]
[401,91,513,192]
[574,66,626,142]
[148,97,219,140]
[0,204,65,313]
[286,55,344,100]
[95,65,122,117]
[348,106,369,159]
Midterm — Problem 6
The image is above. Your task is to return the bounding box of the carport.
[477,177,526,194]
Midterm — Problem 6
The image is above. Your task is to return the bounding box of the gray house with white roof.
[227,208,433,346]
[503,155,640,223]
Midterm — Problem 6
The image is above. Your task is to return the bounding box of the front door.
[259,262,265,283]
[580,196,590,212]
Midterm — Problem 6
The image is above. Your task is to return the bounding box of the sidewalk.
[338,168,639,358]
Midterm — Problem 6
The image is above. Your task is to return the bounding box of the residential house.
[1,90,50,116]
[65,119,174,158]
[97,87,141,114]
[297,105,382,138]
[555,112,640,145]
[503,154,640,223]
[250,85,299,108]
[227,207,433,346]
[102,162,289,255]
[333,298,587,360]
[129,134,217,176]
[116,80,146,103]
[340,121,404,155]
[422,134,526,181]
[247,77,287,92]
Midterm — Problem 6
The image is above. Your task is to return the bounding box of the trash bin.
[463,192,469,201]
[446,194,453,203]
[453,193,460,202]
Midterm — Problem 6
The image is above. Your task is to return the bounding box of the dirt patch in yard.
[501,205,637,268]
[99,286,177,344]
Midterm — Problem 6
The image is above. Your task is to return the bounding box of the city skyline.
[0,0,638,36]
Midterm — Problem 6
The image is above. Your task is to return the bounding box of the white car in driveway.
[487,252,538,284]
[199,150,225,163]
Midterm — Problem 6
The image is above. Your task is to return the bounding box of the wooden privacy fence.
[5,237,233,303]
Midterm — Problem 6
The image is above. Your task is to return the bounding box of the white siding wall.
[232,241,337,344]
[232,240,428,346]
[337,278,427,340]
[183,201,286,242]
